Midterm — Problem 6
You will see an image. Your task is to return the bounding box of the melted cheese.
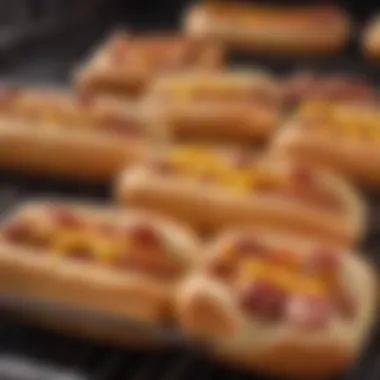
[169,147,227,173]
[52,230,92,253]
[48,228,124,264]
[0,91,135,133]
[4,211,175,278]
[239,258,328,297]
[297,101,380,141]
[166,147,289,194]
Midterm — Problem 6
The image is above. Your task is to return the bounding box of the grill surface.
[0,4,379,379]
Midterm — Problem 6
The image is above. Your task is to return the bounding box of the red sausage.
[126,222,162,247]
[239,280,288,320]
[286,293,332,329]
[2,219,33,243]
[283,71,377,105]
[47,205,82,228]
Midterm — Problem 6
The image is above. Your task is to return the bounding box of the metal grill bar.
[0,355,87,380]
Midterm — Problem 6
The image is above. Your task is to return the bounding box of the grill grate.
[0,318,378,380]
[0,319,269,380]
[0,0,107,55]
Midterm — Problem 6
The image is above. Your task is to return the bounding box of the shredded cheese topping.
[165,147,289,195]
[0,90,139,134]
[238,259,328,297]
[210,236,353,324]
[297,100,380,142]
[1,207,178,278]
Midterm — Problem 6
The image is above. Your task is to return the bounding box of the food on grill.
[116,146,365,245]
[142,69,281,145]
[272,100,380,188]
[74,30,224,98]
[175,228,376,377]
[184,2,349,55]
[0,200,201,325]
[0,84,155,181]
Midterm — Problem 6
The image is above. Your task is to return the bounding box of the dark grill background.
[0,1,379,379]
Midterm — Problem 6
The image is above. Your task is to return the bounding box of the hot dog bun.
[184,2,350,55]
[143,69,281,145]
[282,71,379,108]
[74,30,224,98]
[272,101,380,189]
[0,85,158,181]
[362,15,380,60]
[175,228,377,377]
[0,200,201,327]
[115,147,366,246]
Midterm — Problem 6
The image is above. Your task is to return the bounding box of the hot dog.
[175,228,377,377]
[0,84,157,181]
[282,71,379,108]
[0,200,200,329]
[74,30,224,98]
[115,146,366,246]
[272,100,380,189]
[362,14,380,60]
[184,1,350,55]
[143,70,281,145]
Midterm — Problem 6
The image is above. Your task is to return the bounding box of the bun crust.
[184,2,350,55]
[0,200,201,329]
[175,229,377,377]
[143,70,281,145]
[116,154,366,246]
